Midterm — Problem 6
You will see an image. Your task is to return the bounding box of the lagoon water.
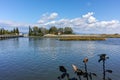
[0,38,120,80]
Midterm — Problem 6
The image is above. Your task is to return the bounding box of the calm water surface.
[0,38,120,80]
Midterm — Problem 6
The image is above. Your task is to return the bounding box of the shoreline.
[43,34,106,41]
[1,34,119,41]
[43,34,120,41]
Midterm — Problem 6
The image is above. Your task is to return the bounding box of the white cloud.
[37,12,58,24]
[88,16,96,23]
[39,12,120,33]
[95,20,120,29]
[82,12,97,23]
[48,13,58,20]
[37,20,45,24]
[0,20,30,32]
[82,12,94,18]
[0,20,29,27]
[0,12,120,33]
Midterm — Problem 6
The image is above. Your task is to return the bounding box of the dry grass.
[43,34,120,41]
[58,37,106,41]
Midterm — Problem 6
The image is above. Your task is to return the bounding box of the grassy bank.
[58,36,106,41]
[28,34,120,41]
[58,38,106,41]
[101,34,120,38]
[43,34,106,41]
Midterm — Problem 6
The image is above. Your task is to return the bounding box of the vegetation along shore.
[0,26,120,41]
[28,26,120,41]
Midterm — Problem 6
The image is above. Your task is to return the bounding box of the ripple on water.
[0,38,120,80]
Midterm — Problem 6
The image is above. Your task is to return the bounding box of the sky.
[0,0,120,33]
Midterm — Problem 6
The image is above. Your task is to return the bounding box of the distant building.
[23,33,28,37]
[19,33,22,35]
[58,32,61,35]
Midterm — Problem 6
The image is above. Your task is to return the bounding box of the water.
[0,38,120,80]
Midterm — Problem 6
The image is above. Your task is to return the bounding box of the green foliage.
[0,28,5,35]
[64,27,73,34]
[58,28,64,34]
[28,26,73,36]
[49,26,58,34]
[16,27,19,34]
[33,26,39,36]
[40,27,48,35]
[0,27,19,35]
[28,26,49,36]
[29,26,33,36]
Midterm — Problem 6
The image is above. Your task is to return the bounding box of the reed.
[58,37,106,41]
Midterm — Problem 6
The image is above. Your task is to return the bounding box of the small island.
[1,26,120,41]
[43,34,106,41]
[28,26,120,41]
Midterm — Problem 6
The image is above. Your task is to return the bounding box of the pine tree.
[16,27,19,35]
[29,26,33,36]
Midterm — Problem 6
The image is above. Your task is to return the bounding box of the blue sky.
[0,0,120,33]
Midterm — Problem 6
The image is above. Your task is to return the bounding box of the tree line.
[0,27,19,35]
[28,26,73,36]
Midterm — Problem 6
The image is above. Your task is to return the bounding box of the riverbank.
[0,35,23,40]
[43,34,120,41]
[43,34,106,41]
[101,34,120,38]
[58,37,106,41]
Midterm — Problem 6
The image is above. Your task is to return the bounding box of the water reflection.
[0,38,120,80]
[28,38,42,49]
[28,38,64,60]
[85,41,96,58]
[12,38,19,48]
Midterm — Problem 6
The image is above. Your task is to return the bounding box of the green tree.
[10,30,14,34]
[64,27,73,34]
[58,28,64,34]
[38,28,42,33]
[16,27,19,35]
[13,28,16,33]
[1,28,5,34]
[49,26,58,34]
[38,27,44,36]
[45,28,49,34]
[28,26,48,36]
[40,27,48,35]
[40,27,46,35]
[4,30,10,34]
[0,28,2,35]
[29,26,33,36]
[33,26,39,36]
[0,28,20,35]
